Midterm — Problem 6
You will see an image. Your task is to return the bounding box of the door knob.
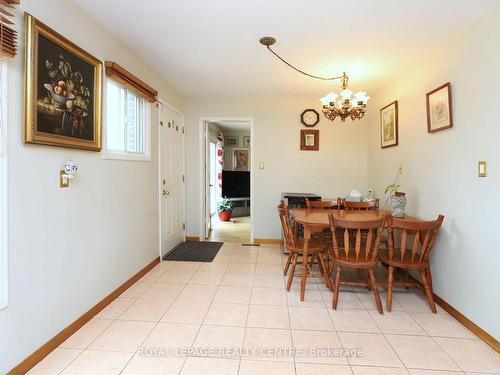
[162,190,170,196]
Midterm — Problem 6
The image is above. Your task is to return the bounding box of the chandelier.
[259,36,369,122]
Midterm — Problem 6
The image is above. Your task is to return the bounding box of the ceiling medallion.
[259,36,370,122]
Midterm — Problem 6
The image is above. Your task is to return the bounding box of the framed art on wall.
[300,129,319,151]
[233,148,250,171]
[24,13,103,151]
[243,136,250,147]
[225,136,239,147]
[426,82,452,133]
[380,100,398,148]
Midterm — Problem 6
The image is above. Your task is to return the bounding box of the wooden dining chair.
[341,198,380,210]
[380,215,444,313]
[278,201,332,291]
[305,198,336,210]
[328,214,386,314]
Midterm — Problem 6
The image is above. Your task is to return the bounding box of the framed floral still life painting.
[24,13,103,151]
[233,148,250,171]
[426,82,452,133]
[380,100,398,149]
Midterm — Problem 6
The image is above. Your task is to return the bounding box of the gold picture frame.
[380,100,398,149]
[24,13,103,151]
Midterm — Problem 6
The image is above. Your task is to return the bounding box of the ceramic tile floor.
[28,243,500,374]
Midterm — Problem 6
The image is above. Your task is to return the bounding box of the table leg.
[300,225,311,301]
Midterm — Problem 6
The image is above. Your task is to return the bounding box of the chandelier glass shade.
[320,73,370,122]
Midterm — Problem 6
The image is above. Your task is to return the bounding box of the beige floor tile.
[177,284,218,302]
[95,297,135,319]
[180,356,239,374]
[251,287,287,306]
[356,291,404,311]
[192,325,245,358]
[169,261,201,271]
[60,319,113,349]
[119,298,172,321]
[352,366,410,374]
[155,261,175,271]
[140,283,184,300]
[407,370,465,375]
[287,289,327,307]
[321,290,365,309]
[161,300,211,324]
[89,320,155,352]
[239,360,295,374]
[339,332,403,368]
[214,286,252,304]
[369,310,427,335]
[204,302,249,326]
[255,263,284,275]
[385,334,460,371]
[292,329,348,365]
[229,253,258,263]
[433,337,500,373]
[410,312,475,339]
[253,274,285,288]
[225,262,256,274]
[142,322,200,349]
[140,267,167,282]
[60,350,133,375]
[188,271,224,285]
[257,254,284,264]
[157,270,195,284]
[27,348,82,375]
[121,354,185,375]
[213,254,234,262]
[198,262,229,272]
[121,281,153,298]
[247,304,290,329]
[289,306,334,331]
[329,309,380,333]
[220,272,254,287]
[393,293,445,314]
[242,328,293,362]
[295,363,353,375]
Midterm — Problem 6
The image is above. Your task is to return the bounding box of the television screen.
[222,171,250,198]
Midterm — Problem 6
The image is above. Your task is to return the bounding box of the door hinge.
[182,223,186,230]
[182,126,185,134]
[182,175,185,182]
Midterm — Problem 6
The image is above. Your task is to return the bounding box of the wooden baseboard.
[186,236,200,241]
[409,275,499,353]
[7,257,160,375]
[254,238,281,245]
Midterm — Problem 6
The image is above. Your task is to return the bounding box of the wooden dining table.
[289,208,422,301]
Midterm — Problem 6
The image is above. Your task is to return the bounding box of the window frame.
[0,63,8,310]
[103,78,152,162]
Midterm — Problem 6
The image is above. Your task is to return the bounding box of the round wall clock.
[301,109,320,127]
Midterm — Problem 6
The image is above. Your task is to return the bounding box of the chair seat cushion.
[378,249,426,268]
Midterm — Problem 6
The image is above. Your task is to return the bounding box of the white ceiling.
[73,0,499,98]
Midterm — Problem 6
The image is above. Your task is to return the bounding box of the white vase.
[390,194,407,217]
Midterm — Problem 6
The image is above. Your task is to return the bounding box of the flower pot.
[390,193,407,217]
[218,210,232,222]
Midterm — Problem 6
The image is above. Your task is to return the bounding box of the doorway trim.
[158,98,186,261]
[198,117,255,243]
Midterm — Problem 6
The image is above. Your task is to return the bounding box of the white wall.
[0,0,184,372]
[185,97,369,239]
[366,6,500,339]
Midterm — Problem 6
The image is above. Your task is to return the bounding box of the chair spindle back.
[278,201,297,251]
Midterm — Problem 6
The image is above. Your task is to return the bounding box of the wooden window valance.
[0,0,19,58]
[105,61,158,102]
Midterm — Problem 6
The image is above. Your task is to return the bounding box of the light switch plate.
[259,162,264,170]
[478,160,487,177]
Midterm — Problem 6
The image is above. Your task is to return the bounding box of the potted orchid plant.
[384,165,406,217]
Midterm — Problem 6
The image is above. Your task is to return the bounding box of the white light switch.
[259,162,265,170]
[478,161,487,177]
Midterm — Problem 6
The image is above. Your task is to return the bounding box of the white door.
[210,142,217,216]
[204,123,211,239]
[160,105,185,257]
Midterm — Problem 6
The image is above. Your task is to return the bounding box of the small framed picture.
[225,136,238,147]
[243,136,250,147]
[300,129,319,151]
[380,100,398,149]
[233,148,250,171]
[426,82,452,133]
